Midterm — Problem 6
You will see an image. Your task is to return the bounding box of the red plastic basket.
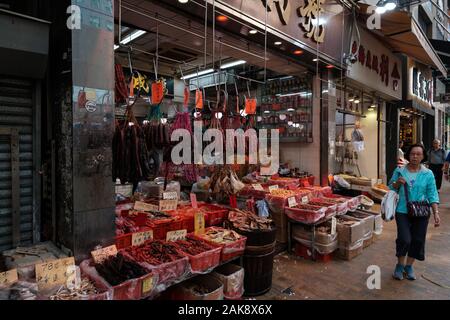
[115,233,132,250]
[294,242,333,263]
[284,205,326,224]
[178,240,222,273]
[198,204,229,227]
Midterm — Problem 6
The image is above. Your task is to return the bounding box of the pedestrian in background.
[444,151,450,181]
[398,140,407,167]
[427,139,446,191]
[389,144,440,281]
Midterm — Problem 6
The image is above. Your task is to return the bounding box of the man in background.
[427,139,446,191]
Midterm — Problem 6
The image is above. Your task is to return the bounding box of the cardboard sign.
[288,197,297,208]
[85,89,97,101]
[91,245,118,264]
[194,212,205,235]
[245,98,257,114]
[331,217,337,235]
[195,89,203,109]
[132,230,154,246]
[35,257,76,290]
[166,230,187,242]
[269,185,279,193]
[142,275,155,295]
[252,184,264,191]
[151,82,164,105]
[134,201,159,212]
[163,191,178,200]
[302,196,309,204]
[159,199,178,211]
[0,269,18,286]
[190,193,198,209]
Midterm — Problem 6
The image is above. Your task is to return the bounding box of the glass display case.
[257,75,313,143]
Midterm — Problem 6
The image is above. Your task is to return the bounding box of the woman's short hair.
[405,144,427,162]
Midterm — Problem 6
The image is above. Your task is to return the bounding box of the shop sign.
[166,230,187,242]
[35,257,77,291]
[269,185,279,193]
[91,245,118,264]
[412,67,432,104]
[288,196,297,207]
[252,184,265,191]
[0,269,18,286]
[347,28,402,100]
[132,230,153,246]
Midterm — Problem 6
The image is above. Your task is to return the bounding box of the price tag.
[245,98,257,115]
[132,230,154,246]
[166,230,187,242]
[194,212,205,235]
[268,185,279,193]
[163,191,178,200]
[252,184,264,191]
[151,82,164,105]
[134,201,159,212]
[190,193,198,209]
[142,275,154,294]
[0,269,18,286]
[288,197,297,208]
[159,199,178,211]
[195,89,203,109]
[331,217,337,235]
[91,245,118,264]
[35,257,76,291]
[302,196,309,204]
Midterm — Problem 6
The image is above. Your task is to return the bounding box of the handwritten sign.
[159,199,178,211]
[245,98,257,115]
[268,185,279,193]
[331,217,337,235]
[0,269,18,286]
[288,197,297,208]
[35,257,75,290]
[166,229,187,242]
[195,89,203,109]
[142,275,155,295]
[302,196,309,204]
[163,191,178,200]
[252,184,264,191]
[134,201,159,212]
[132,230,154,246]
[91,245,118,264]
[190,193,198,209]
[194,212,205,235]
[151,82,164,105]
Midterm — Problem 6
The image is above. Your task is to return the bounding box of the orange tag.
[129,78,134,97]
[151,82,164,105]
[195,89,203,109]
[245,98,257,114]
[184,87,190,107]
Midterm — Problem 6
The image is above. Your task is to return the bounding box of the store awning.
[358,5,447,78]
[430,39,450,75]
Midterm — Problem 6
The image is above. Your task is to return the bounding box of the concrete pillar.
[52,0,115,262]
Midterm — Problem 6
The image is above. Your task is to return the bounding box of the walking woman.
[389,144,441,281]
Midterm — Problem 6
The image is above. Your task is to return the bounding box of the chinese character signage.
[347,28,402,100]
[408,57,433,107]
[298,0,326,43]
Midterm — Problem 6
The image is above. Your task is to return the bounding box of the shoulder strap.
[403,183,409,203]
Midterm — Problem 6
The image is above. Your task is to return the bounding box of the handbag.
[403,183,431,218]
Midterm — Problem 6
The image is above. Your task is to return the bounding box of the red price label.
[190,193,198,209]
[151,82,164,104]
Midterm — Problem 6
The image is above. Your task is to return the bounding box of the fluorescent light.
[249,29,258,34]
[120,30,147,45]
[180,68,214,80]
[220,60,246,69]
[375,6,386,14]
[274,41,282,46]
[178,0,189,3]
[384,1,396,10]
[279,76,294,80]
[287,108,295,112]
[264,110,270,114]
[313,58,318,62]
[114,44,120,50]
[277,92,312,98]
[322,90,328,93]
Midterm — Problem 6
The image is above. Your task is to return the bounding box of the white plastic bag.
[353,141,365,152]
[381,190,399,222]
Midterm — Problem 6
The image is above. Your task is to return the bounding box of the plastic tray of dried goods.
[284,205,326,224]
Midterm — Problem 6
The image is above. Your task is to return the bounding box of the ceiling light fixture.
[274,41,282,46]
[313,58,318,62]
[178,0,189,3]
[326,65,334,69]
[294,49,304,55]
[249,29,258,34]
[216,15,228,22]
[384,0,397,10]
[348,94,354,102]
[120,29,147,46]
[180,68,214,80]
[220,60,246,69]
[354,97,360,104]
[375,5,387,14]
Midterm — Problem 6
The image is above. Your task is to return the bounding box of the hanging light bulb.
[128,122,134,127]
[279,114,287,121]
[178,0,189,3]
[215,112,223,119]
[194,111,202,118]
[354,96,360,104]
[348,94,354,102]
[257,116,263,122]
[161,117,168,124]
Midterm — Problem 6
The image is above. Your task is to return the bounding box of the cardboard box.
[336,216,365,245]
[362,233,373,248]
[345,211,375,236]
[356,209,383,233]
[336,239,364,260]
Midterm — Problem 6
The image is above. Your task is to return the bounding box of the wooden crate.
[271,209,287,243]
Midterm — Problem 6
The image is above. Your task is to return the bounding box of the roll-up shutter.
[0,76,34,252]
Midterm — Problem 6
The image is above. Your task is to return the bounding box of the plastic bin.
[284,205,326,224]
[199,203,229,227]
[178,238,222,273]
[79,259,157,300]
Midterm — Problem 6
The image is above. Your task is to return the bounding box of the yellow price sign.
[194,212,205,235]
[142,275,155,295]
[35,257,76,291]
[0,269,18,286]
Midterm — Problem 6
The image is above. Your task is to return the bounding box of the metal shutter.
[0,76,34,252]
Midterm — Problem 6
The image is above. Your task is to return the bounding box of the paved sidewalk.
[260,181,450,300]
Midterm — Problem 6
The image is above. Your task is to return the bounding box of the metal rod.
[204,0,208,68]
[156,17,159,79]
[434,18,450,36]
[212,0,215,72]
[264,0,268,84]
[121,3,205,39]
[119,0,122,43]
